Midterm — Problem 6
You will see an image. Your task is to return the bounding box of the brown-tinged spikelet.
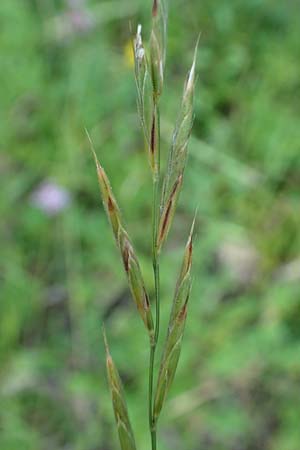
[153,217,196,421]
[118,227,154,334]
[87,130,154,338]
[134,1,166,175]
[158,39,199,251]
[157,174,182,253]
[103,328,137,450]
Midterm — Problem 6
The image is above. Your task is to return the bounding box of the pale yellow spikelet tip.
[102,325,110,356]
[186,34,201,92]
[190,207,198,238]
[85,127,102,172]
[186,207,198,251]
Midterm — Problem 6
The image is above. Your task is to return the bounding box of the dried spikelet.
[87,130,154,337]
[103,328,137,450]
[158,39,199,250]
[149,0,167,98]
[153,218,195,421]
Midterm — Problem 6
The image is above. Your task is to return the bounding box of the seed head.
[118,228,154,334]
[87,130,154,337]
[103,327,137,450]
[160,39,199,248]
[87,130,121,239]
[157,174,183,253]
[153,217,196,421]
[149,0,167,98]
[150,30,164,98]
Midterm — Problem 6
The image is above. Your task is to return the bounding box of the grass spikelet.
[87,129,121,240]
[87,130,154,337]
[159,39,199,249]
[157,174,183,253]
[134,25,153,160]
[153,218,196,421]
[150,0,167,98]
[170,214,196,323]
[103,328,137,450]
[118,227,154,335]
[134,24,160,175]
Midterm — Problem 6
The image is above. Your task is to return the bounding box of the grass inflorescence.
[89,2,198,449]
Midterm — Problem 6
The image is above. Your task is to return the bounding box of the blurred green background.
[1,0,300,449]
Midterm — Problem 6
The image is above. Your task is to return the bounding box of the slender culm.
[90,1,198,449]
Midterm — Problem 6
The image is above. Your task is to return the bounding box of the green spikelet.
[158,39,199,252]
[150,0,167,98]
[134,1,167,175]
[134,24,154,169]
[154,217,196,421]
[118,227,154,335]
[157,174,183,253]
[103,329,137,450]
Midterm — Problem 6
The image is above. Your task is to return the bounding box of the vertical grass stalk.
[149,101,161,450]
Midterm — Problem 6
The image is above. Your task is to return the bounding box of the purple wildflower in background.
[50,0,94,42]
[66,0,93,34]
[30,181,71,216]
[68,9,93,33]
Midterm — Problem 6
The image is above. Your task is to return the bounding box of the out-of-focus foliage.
[1,0,300,449]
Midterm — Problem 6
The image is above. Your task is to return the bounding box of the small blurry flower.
[68,8,93,33]
[50,3,94,42]
[66,0,90,27]
[30,181,71,216]
[124,40,134,68]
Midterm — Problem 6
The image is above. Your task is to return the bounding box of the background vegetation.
[1,0,300,449]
